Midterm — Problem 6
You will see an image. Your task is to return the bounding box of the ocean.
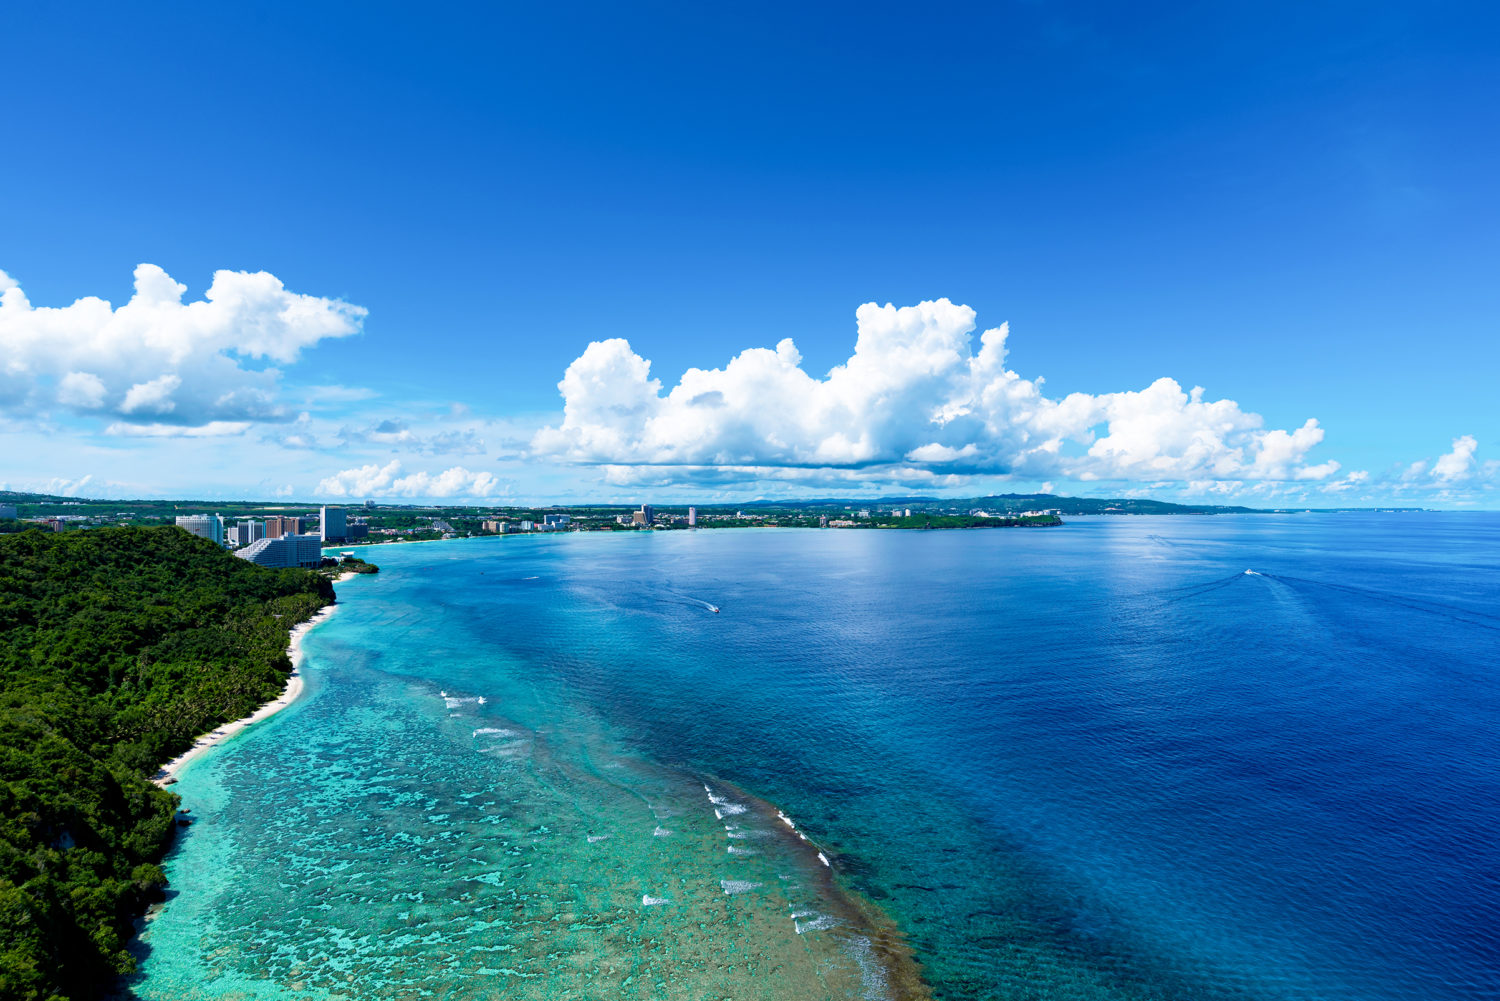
[126,513,1500,1000]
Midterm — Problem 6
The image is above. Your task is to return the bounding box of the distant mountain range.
[731,493,1426,515]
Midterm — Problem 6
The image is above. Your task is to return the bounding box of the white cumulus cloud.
[336,418,487,455]
[317,460,501,499]
[1322,470,1372,493]
[0,263,365,428]
[57,371,107,409]
[1431,435,1478,483]
[43,474,94,497]
[104,420,252,438]
[533,298,1338,486]
[120,373,183,415]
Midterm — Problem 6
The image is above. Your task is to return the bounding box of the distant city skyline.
[2,4,1497,507]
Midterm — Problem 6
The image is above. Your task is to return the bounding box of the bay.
[127,513,1500,1000]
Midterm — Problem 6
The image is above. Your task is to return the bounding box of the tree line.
[0,527,333,1000]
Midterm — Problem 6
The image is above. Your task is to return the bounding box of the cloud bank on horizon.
[532,299,1342,491]
[0,264,364,435]
[316,460,500,499]
[2,268,1490,504]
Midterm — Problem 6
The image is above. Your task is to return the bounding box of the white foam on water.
[846,934,894,1001]
[703,788,745,814]
[652,826,672,837]
[587,834,611,843]
[719,879,762,895]
[795,914,837,935]
[472,727,515,737]
[777,810,796,829]
[817,852,830,867]
[727,845,758,856]
[642,894,671,906]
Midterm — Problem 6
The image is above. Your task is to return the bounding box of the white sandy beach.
[152,596,345,787]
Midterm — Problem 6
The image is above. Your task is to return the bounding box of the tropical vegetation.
[0,526,332,1000]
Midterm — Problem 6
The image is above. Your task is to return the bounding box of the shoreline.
[336,535,464,549]
[343,522,1062,551]
[151,598,343,787]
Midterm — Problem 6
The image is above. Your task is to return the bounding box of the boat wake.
[1157,572,1251,603]
[1252,571,1500,632]
[663,586,722,614]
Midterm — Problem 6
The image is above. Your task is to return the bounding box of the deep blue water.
[136,513,1500,1000]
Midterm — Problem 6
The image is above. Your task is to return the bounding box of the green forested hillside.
[0,527,333,1000]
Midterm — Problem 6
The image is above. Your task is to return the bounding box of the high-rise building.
[633,504,654,526]
[175,514,225,546]
[320,506,347,543]
[228,520,265,548]
[264,516,305,539]
[235,534,324,569]
[687,507,697,527]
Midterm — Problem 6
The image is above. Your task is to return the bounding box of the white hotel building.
[175,514,225,546]
[234,533,325,569]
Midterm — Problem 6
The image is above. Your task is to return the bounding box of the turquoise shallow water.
[128,515,1500,1000]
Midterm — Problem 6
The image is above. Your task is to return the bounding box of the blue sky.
[2,2,1496,506]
